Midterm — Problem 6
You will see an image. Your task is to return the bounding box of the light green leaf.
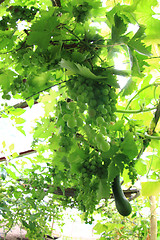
[2,141,6,148]
[60,59,119,87]
[16,126,26,136]
[121,131,138,160]
[141,180,160,196]
[26,99,35,108]
[109,120,124,131]
[14,117,26,124]
[93,222,108,235]
[9,144,14,152]
[0,70,15,91]
[121,79,137,96]
[150,155,160,171]
[6,168,17,180]
[12,152,19,158]
[10,108,26,116]
[97,179,110,201]
[68,152,83,172]
[135,159,147,175]
[108,161,120,183]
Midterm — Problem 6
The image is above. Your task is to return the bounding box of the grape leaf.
[108,161,120,183]
[149,155,160,171]
[109,120,125,131]
[14,117,26,125]
[26,99,35,108]
[60,59,119,87]
[93,222,108,235]
[97,179,110,201]
[112,14,127,42]
[16,126,26,136]
[121,131,138,160]
[135,158,147,175]
[128,26,151,56]
[141,180,160,196]
[68,148,84,173]
[121,78,137,96]
[6,168,17,180]
[27,14,58,49]
[9,144,14,152]
[9,108,26,116]
[0,70,15,91]
[2,141,6,148]
[27,31,51,50]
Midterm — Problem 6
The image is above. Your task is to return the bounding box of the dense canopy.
[0,0,160,239]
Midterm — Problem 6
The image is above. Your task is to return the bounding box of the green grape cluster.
[10,75,28,95]
[0,16,11,31]
[0,6,38,31]
[2,92,11,100]
[74,151,110,222]
[126,161,138,185]
[7,5,38,22]
[66,76,117,151]
[72,2,92,23]
[66,76,117,122]
[55,101,76,153]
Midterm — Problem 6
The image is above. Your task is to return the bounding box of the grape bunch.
[52,101,76,153]
[75,150,110,222]
[0,6,38,31]
[66,76,117,122]
[66,75,117,151]
[0,16,11,31]
[126,160,138,184]
[72,2,92,23]
[7,5,38,22]
[10,75,28,95]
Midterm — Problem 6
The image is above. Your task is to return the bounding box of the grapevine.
[0,0,159,237]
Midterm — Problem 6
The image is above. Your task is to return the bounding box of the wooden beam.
[0,149,36,162]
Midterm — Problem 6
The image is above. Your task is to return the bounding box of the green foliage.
[93,199,150,239]
[0,0,159,237]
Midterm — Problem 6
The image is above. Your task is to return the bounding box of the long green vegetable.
[112,175,132,216]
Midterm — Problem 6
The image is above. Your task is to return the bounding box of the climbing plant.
[0,0,160,239]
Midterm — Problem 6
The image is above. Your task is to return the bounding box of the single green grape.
[99,126,107,135]
[101,108,107,114]
[77,95,85,102]
[76,117,83,127]
[100,140,110,152]
[67,118,77,128]
[88,108,96,118]
[102,88,109,95]
[62,114,70,121]
[96,116,105,125]
[66,101,76,111]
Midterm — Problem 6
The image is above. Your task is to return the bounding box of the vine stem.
[121,82,160,119]
[0,80,67,117]
[145,133,160,140]
[61,25,104,63]
[116,107,156,114]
